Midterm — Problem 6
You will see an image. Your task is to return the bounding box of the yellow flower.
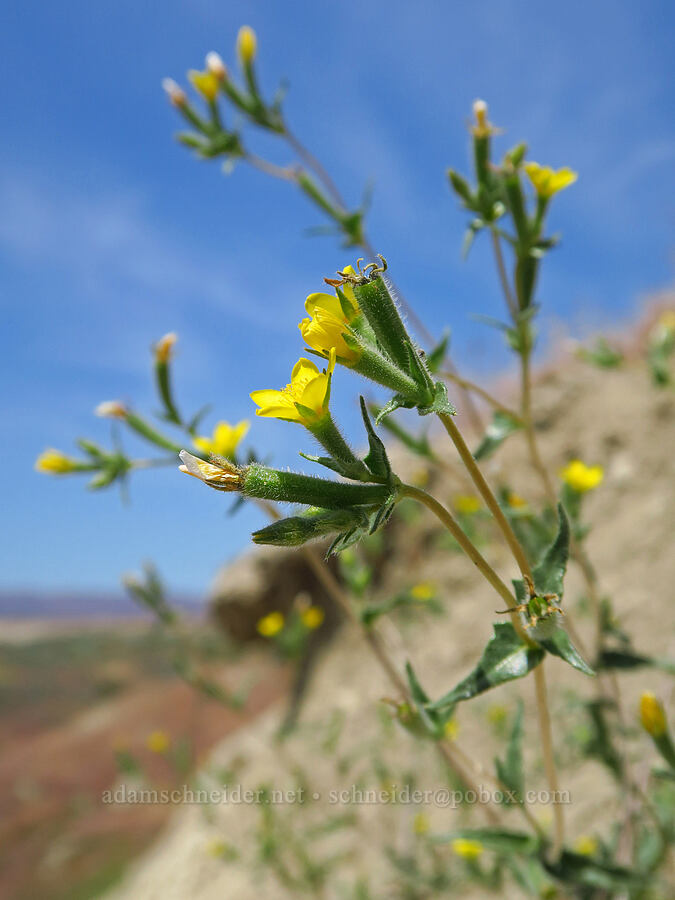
[146,730,170,754]
[154,332,178,364]
[452,838,483,860]
[410,582,436,601]
[640,692,667,738]
[188,69,220,102]
[413,812,430,835]
[443,718,459,740]
[507,492,528,508]
[250,350,336,424]
[299,272,362,365]
[257,611,285,637]
[486,704,508,727]
[237,25,257,65]
[35,449,78,475]
[193,420,250,460]
[300,606,325,630]
[524,162,578,198]
[574,836,598,856]
[559,460,604,493]
[454,494,482,515]
[95,400,127,419]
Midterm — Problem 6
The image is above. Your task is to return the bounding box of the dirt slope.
[105,339,675,899]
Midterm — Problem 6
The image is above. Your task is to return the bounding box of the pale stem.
[533,664,565,858]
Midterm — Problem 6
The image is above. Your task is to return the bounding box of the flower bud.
[205,51,227,80]
[95,400,128,419]
[640,692,667,738]
[35,448,79,475]
[154,332,177,364]
[162,78,187,108]
[237,25,257,65]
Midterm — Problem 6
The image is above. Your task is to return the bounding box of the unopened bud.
[640,692,667,738]
[237,25,257,65]
[162,78,187,108]
[154,332,178,364]
[205,51,227,80]
[95,400,128,419]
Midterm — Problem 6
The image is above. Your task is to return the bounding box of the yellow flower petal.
[452,838,483,860]
[188,69,220,102]
[640,692,667,737]
[257,611,284,637]
[559,460,604,493]
[35,449,77,474]
[237,25,257,65]
[524,162,578,198]
[300,606,325,630]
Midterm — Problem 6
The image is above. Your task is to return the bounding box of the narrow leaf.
[428,623,544,710]
[359,396,391,480]
[474,411,523,461]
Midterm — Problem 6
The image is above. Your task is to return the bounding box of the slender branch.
[244,152,297,181]
[284,128,346,209]
[437,412,533,581]
[533,664,565,857]
[490,229,518,319]
[400,483,521,624]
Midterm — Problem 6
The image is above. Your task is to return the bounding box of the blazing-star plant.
[36,25,674,898]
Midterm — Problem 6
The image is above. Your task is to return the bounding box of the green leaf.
[432,827,541,856]
[428,624,545,710]
[474,411,523,461]
[540,629,594,675]
[597,649,675,674]
[544,850,645,891]
[299,452,367,481]
[532,503,570,596]
[494,700,524,804]
[417,381,457,418]
[359,397,391,480]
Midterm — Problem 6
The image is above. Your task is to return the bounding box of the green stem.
[437,412,533,581]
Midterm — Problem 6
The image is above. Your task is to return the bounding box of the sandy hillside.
[105,334,675,900]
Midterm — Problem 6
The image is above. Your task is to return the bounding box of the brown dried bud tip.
[178,450,241,492]
[162,78,187,108]
[205,52,227,80]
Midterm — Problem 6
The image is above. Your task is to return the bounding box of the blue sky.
[1,0,673,601]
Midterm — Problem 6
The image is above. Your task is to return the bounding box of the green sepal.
[416,381,457,417]
[427,623,545,710]
[359,397,391,480]
[447,169,475,207]
[325,493,398,556]
[405,341,435,394]
[474,411,523,461]
[494,699,524,804]
[462,218,484,259]
[504,142,528,168]
[298,452,370,483]
[252,507,366,548]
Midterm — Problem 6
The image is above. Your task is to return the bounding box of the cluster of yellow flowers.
[256,605,325,638]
